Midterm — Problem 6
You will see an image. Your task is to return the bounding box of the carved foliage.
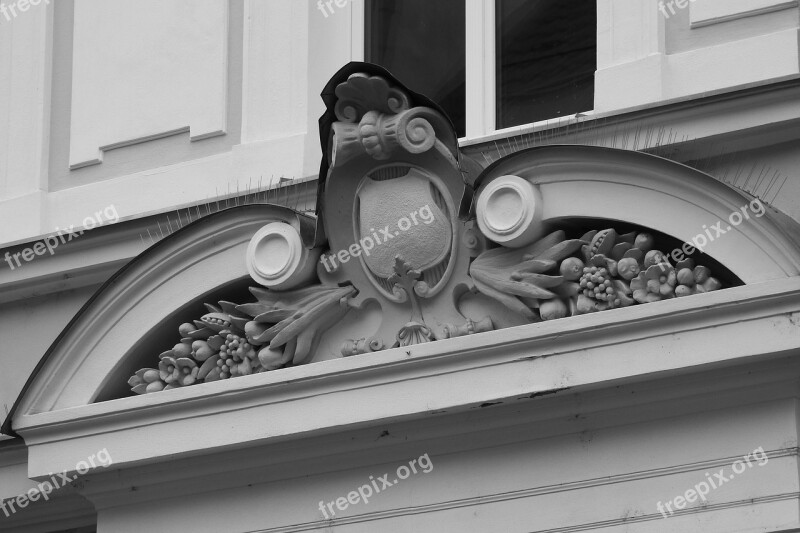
[129,285,356,394]
[470,228,724,322]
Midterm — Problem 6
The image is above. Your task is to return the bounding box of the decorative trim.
[13,277,800,473]
[690,0,799,28]
[239,448,799,532]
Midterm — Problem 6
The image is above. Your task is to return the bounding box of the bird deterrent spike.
[771,174,789,204]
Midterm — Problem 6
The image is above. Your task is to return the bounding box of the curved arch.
[7,147,800,435]
[475,145,800,284]
[4,205,316,432]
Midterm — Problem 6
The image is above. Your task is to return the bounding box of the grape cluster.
[215,332,258,379]
[579,266,621,309]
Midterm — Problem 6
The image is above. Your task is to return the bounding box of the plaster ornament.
[356,170,451,279]
[126,67,732,395]
[389,256,435,345]
[470,230,581,320]
[333,73,411,123]
[475,175,544,248]
[560,257,585,281]
[247,222,320,290]
[440,317,494,339]
[341,337,385,356]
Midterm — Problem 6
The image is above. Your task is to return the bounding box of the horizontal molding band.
[244,447,799,533]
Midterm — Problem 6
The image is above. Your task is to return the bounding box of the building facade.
[1,1,800,531]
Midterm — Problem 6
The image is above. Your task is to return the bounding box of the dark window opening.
[366,0,466,137]
[496,0,596,129]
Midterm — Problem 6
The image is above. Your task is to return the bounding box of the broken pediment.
[6,63,800,424]
[119,63,800,397]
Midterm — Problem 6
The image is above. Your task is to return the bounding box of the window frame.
[355,0,597,141]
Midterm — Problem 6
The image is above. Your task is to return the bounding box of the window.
[496,0,596,129]
[364,0,597,137]
[366,0,467,136]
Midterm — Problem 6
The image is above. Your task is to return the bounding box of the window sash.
[356,0,596,141]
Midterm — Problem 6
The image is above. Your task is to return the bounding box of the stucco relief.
[128,66,727,395]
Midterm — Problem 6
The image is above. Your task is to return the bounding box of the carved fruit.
[644,250,667,268]
[676,285,693,297]
[559,257,585,281]
[245,321,269,344]
[677,268,695,286]
[576,294,598,314]
[172,343,192,358]
[145,381,164,393]
[192,340,215,361]
[207,335,224,351]
[617,258,640,281]
[540,299,569,321]
[697,277,722,293]
[694,265,711,284]
[634,233,654,253]
[583,229,617,261]
[258,346,287,371]
[178,323,195,337]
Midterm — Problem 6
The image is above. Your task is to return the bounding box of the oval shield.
[356,169,452,279]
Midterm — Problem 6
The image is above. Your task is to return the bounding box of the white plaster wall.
[595,0,800,111]
[1,0,798,246]
[0,286,98,425]
[92,394,800,532]
[0,0,339,248]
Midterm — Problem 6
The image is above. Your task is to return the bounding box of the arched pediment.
[5,205,318,426]
[7,65,800,435]
[473,145,800,284]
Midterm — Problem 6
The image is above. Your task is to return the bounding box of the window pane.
[366,0,466,137]
[496,0,596,129]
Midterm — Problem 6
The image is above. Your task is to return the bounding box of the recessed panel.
[690,0,798,27]
[69,0,228,168]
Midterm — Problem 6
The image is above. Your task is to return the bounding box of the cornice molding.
[13,277,800,478]
[0,178,318,305]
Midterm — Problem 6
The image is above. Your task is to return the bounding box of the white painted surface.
[475,175,543,247]
[664,29,800,98]
[69,0,229,168]
[0,0,798,246]
[691,0,799,27]
[465,0,496,138]
[0,0,50,217]
[12,311,800,531]
[247,222,320,289]
[595,0,800,110]
[242,0,309,144]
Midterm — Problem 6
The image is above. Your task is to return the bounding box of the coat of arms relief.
[128,64,729,395]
